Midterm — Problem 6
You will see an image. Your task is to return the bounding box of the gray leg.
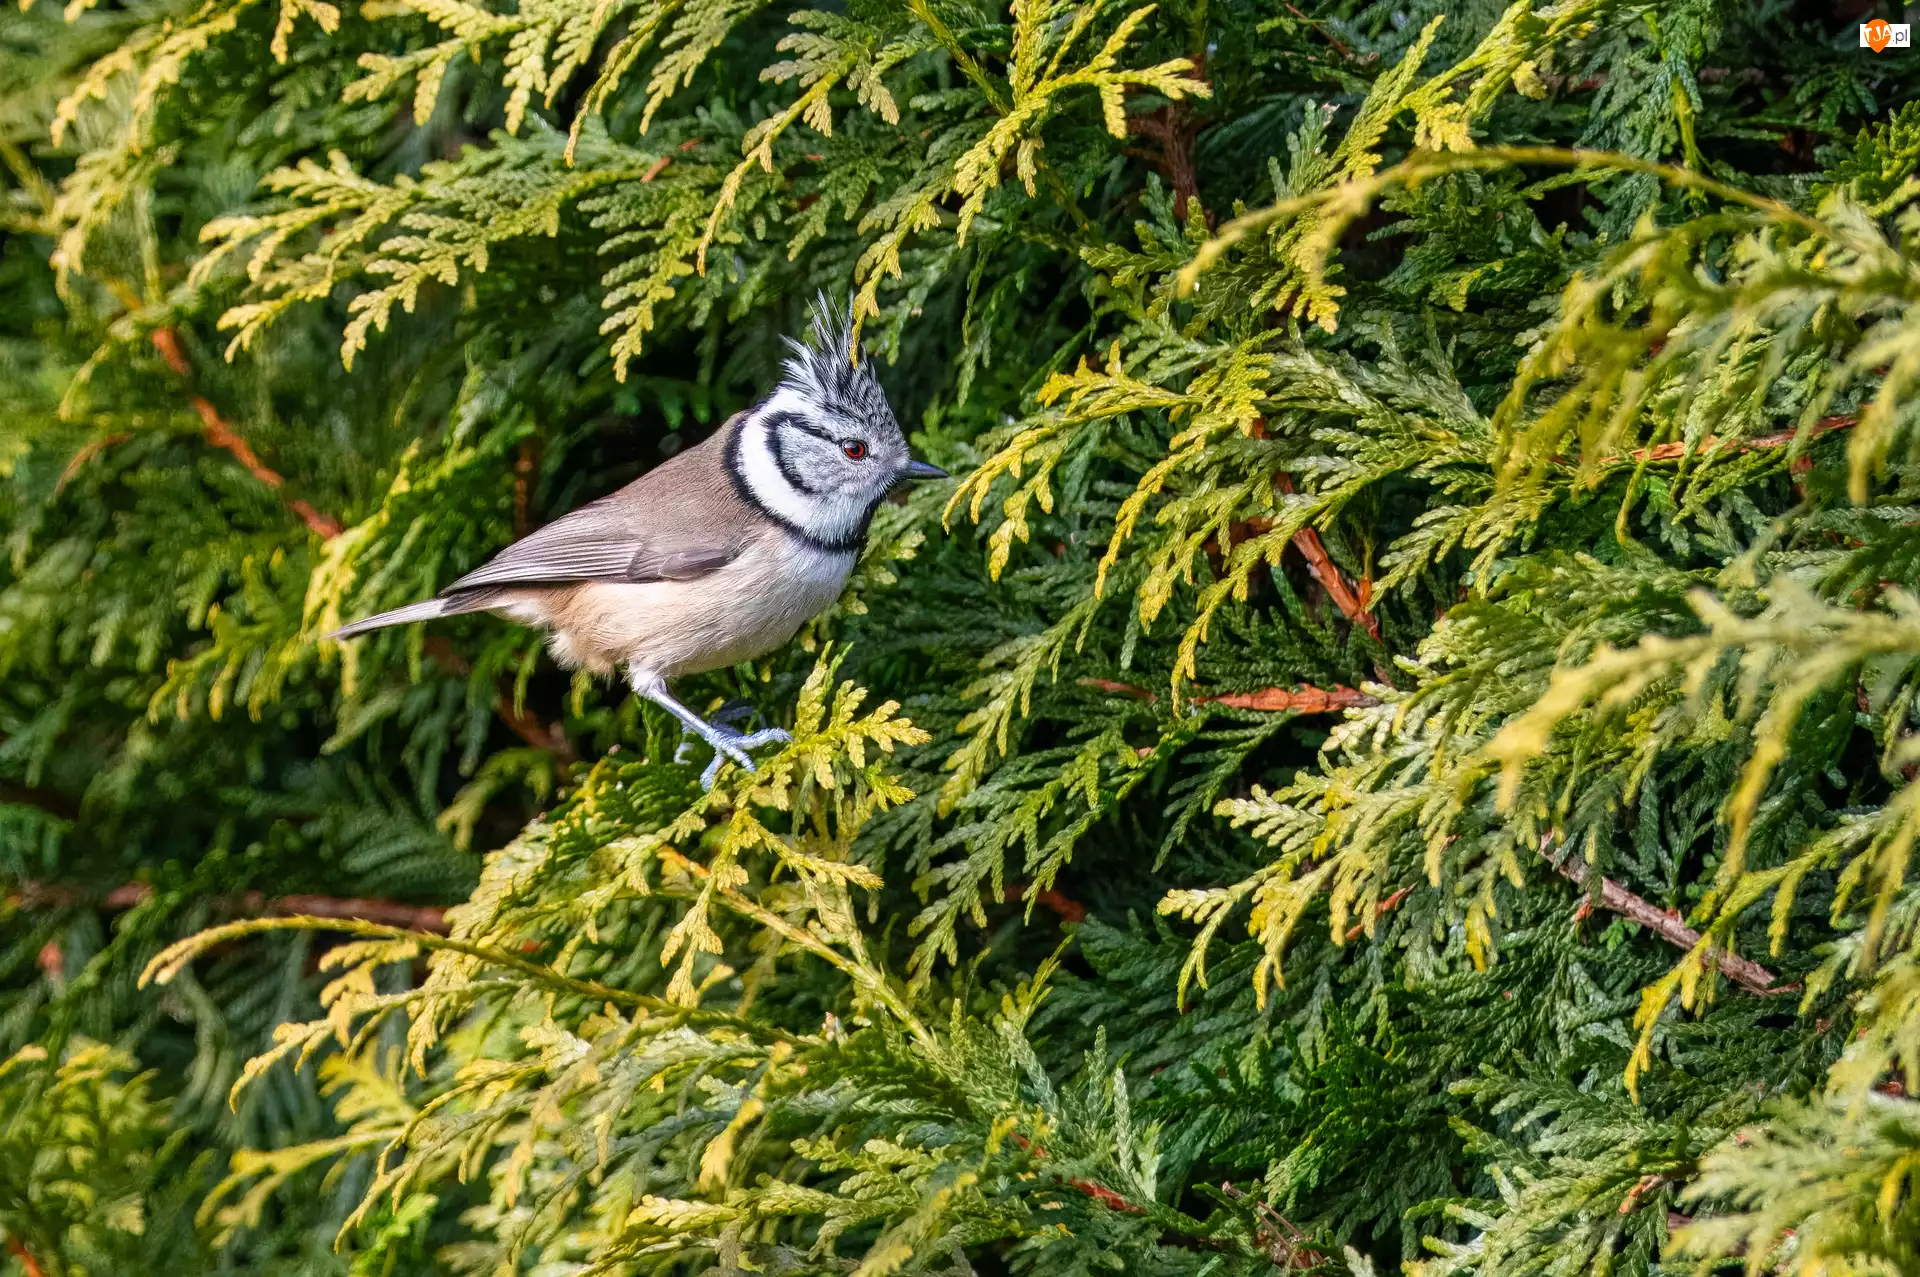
[631,671,791,789]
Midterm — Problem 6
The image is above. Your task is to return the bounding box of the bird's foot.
[674,705,792,789]
[697,725,793,790]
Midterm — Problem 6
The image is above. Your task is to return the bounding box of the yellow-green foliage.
[7,0,1920,1273]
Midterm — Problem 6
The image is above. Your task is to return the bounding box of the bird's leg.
[674,699,754,765]
[632,672,788,789]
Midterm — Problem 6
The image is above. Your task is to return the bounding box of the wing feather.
[441,500,738,595]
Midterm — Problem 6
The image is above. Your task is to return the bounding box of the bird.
[327,296,947,788]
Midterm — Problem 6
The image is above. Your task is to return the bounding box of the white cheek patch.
[736,391,870,544]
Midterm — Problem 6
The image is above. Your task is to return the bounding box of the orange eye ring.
[841,439,867,460]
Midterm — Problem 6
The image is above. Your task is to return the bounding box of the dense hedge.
[5,1,1920,1273]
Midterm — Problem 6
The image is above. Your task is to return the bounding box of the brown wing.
[440,415,750,596]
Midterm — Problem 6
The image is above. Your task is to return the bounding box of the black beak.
[901,459,949,481]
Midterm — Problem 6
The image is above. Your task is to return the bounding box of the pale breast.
[533,534,856,678]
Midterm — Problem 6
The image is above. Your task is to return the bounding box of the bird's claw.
[698,746,736,791]
[689,719,793,790]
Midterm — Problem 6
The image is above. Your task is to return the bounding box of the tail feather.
[327,598,455,641]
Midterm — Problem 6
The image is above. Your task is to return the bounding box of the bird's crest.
[779,293,891,426]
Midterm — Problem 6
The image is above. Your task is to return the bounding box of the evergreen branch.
[1542,841,1782,994]
[149,328,344,539]
[672,847,935,1049]
[902,0,1006,114]
[696,59,853,273]
[9,882,450,932]
[1080,678,1379,714]
[138,915,805,1041]
[1179,144,1829,296]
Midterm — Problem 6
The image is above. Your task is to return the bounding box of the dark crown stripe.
[767,410,837,445]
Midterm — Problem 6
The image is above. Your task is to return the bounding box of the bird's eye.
[841,439,868,460]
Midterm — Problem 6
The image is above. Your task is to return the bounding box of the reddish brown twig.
[512,441,540,537]
[494,697,574,758]
[57,433,132,489]
[1080,678,1379,714]
[638,136,703,184]
[1283,3,1358,61]
[1582,414,1858,468]
[1009,1135,1324,1264]
[1269,474,1381,640]
[1239,419,1381,641]
[9,882,135,911]
[1344,885,1412,942]
[1618,1173,1672,1215]
[1002,883,1089,923]
[1219,1181,1325,1270]
[1241,414,1859,642]
[10,881,449,932]
[1206,685,1378,713]
[1080,679,1159,701]
[1008,1133,1145,1214]
[1530,72,1608,92]
[1067,1177,1142,1213]
[1543,843,1783,994]
[7,1237,45,1277]
[149,328,344,539]
[1127,106,1204,222]
[1316,847,1787,993]
[253,892,447,931]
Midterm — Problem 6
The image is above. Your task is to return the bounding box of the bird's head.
[729,295,947,550]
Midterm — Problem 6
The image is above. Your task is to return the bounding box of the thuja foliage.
[6,0,1920,1271]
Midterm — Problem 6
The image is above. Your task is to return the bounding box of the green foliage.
[6,0,1920,1273]
[0,1041,204,1276]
